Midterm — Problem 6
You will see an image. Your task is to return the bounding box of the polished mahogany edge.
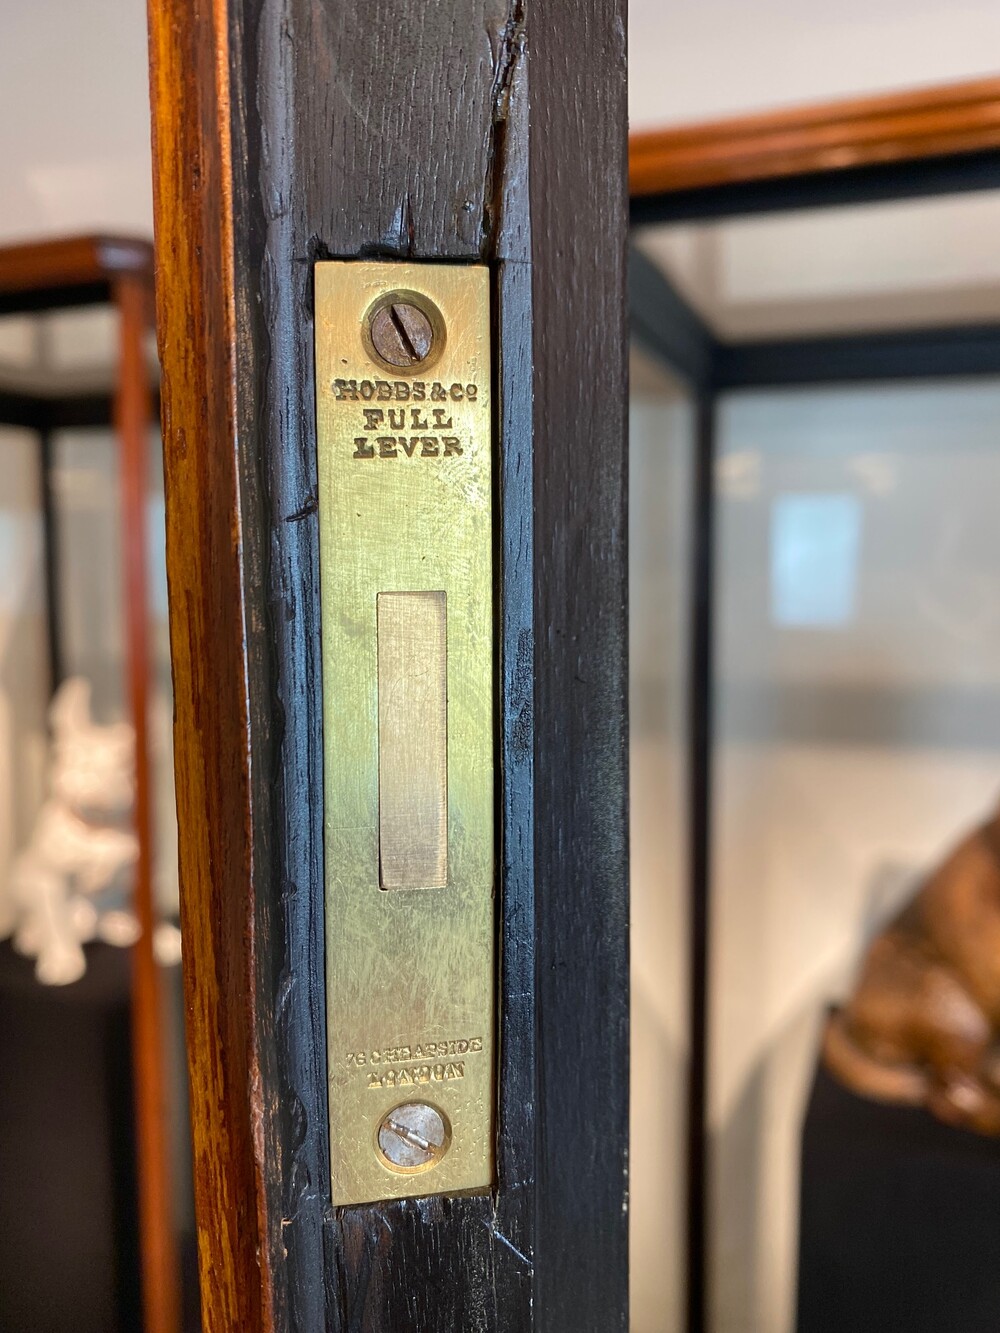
[629,75,1000,196]
[0,235,153,295]
[116,272,182,1333]
[147,0,269,1328]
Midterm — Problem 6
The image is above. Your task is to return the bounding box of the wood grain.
[116,272,182,1333]
[0,235,152,315]
[529,4,629,1327]
[228,1,534,1326]
[0,234,152,289]
[629,76,1000,197]
[151,0,629,1326]
[146,0,269,1329]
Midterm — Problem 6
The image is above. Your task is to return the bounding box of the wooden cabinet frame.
[0,238,178,1333]
[629,74,1000,1333]
[630,75,1000,195]
[147,1,629,1329]
[631,75,1000,224]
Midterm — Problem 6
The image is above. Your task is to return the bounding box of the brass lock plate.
[315,262,495,1206]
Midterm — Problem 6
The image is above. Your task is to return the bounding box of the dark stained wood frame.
[0,236,179,1333]
[147,1,629,1331]
[629,75,1000,197]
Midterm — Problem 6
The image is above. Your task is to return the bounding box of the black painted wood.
[0,389,163,431]
[629,246,714,392]
[684,397,715,1333]
[528,5,629,1329]
[716,323,1000,388]
[0,389,46,429]
[222,0,629,1328]
[0,281,111,317]
[38,431,64,693]
[630,147,1000,226]
[627,249,1000,394]
[798,1064,1000,1333]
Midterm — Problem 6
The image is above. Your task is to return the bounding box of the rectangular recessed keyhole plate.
[315,262,494,1206]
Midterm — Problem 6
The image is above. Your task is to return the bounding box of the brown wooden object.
[146,0,266,1329]
[0,235,153,312]
[825,801,1000,1135]
[629,76,1000,197]
[146,0,630,1326]
[0,234,178,1333]
[116,272,182,1333]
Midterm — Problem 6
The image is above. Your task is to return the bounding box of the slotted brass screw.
[370,301,434,367]
[377,1102,450,1171]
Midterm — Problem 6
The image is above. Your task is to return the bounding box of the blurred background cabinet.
[629,76,1000,1333]
[0,237,194,1333]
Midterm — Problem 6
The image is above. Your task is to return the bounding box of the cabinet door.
[147,1,630,1329]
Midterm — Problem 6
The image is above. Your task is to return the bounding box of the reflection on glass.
[635,190,1000,340]
[629,346,692,1333]
[770,493,861,628]
[710,381,1000,1333]
[0,306,192,1325]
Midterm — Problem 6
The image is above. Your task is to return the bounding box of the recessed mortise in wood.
[377,590,448,889]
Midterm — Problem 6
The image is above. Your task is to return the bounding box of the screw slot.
[376,1102,451,1173]
[369,300,434,368]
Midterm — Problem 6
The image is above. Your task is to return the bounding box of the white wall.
[630,0,1000,129]
[4,0,1000,243]
[0,0,152,243]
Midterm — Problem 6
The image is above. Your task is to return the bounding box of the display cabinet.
[628,77,1000,1333]
[0,236,189,1333]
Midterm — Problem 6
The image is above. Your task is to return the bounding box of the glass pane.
[633,178,1000,1332]
[0,305,193,1325]
[636,190,1000,340]
[630,344,693,1333]
[710,379,1000,1331]
[0,424,47,882]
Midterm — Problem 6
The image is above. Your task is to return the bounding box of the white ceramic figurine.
[2,677,140,985]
